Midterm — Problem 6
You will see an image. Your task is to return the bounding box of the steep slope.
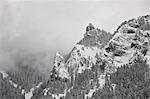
[32,23,112,99]
[78,23,112,48]
[0,71,24,99]
[32,15,150,99]
[50,52,70,80]
[65,23,112,74]
[0,65,45,99]
[0,70,43,99]
[103,15,150,73]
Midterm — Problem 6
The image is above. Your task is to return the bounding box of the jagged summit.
[103,15,150,71]
[51,52,70,80]
[53,52,64,68]
[78,23,112,48]
[86,23,95,32]
[32,15,150,99]
[115,15,150,34]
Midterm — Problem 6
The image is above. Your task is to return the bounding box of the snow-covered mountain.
[32,15,150,99]
[1,15,150,99]
[51,52,70,79]
[31,23,113,99]
[103,15,150,69]
[51,23,112,80]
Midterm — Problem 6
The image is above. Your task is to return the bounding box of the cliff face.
[103,15,150,69]
[51,52,69,79]
[32,15,150,99]
[32,23,112,99]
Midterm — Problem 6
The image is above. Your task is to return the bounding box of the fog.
[0,0,150,74]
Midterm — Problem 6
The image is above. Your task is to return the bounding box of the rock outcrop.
[32,15,150,99]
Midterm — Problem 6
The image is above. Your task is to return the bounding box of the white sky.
[21,0,150,53]
[0,0,150,63]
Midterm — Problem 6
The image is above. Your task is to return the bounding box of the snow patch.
[85,85,96,99]
[98,74,105,88]
[25,88,34,99]
[43,88,50,96]
[67,44,101,73]
[0,70,8,78]
[145,50,150,66]
[57,64,70,79]
[9,80,18,88]
[25,82,43,99]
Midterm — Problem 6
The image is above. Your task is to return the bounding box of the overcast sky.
[1,0,150,53]
[19,0,150,53]
[0,0,150,71]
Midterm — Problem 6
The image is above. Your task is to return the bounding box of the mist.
[0,0,150,75]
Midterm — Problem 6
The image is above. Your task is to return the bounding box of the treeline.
[32,58,106,99]
[0,73,24,99]
[7,65,47,92]
[92,60,150,99]
[32,57,150,99]
[110,60,150,99]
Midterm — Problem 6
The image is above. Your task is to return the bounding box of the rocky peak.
[33,15,150,99]
[103,15,150,70]
[66,25,112,74]
[79,23,112,48]
[50,24,112,80]
[51,52,70,80]
[84,23,96,38]
[116,15,150,33]
[53,52,64,68]
[86,23,95,32]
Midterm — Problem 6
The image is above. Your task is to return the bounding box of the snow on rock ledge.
[52,52,70,79]
[67,44,102,73]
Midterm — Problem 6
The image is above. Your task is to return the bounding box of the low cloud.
[0,0,149,74]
